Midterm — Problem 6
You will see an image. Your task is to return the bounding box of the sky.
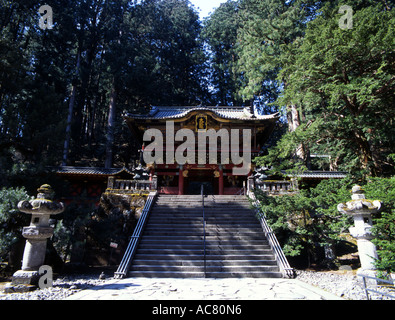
[189,0,228,19]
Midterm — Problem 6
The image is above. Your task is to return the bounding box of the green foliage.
[255,178,354,266]
[2,0,392,178]
[372,210,395,273]
[364,177,395,273]
[52,202,94,263]
[237,0,394,176]
[276,3,395,176]
[202,0,242,105]
[0,0,209,174]
[0,187,30,263]
[256,176,395,271]
[236,0,311,101]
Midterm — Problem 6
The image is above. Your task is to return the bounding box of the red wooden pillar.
[219,166,224,195]
[178,166,184,195]
[149,167,154,181]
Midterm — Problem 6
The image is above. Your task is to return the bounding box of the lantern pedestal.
[4,185,64,293]
[338,185,381,284]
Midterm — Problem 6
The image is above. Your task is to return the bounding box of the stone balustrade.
[247,176,297,195]
[106,176,158,193]
[255,180,294,193]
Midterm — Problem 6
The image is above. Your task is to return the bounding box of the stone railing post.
[247,175,255,195]
[152,175,158,190]
[107,176,115,189]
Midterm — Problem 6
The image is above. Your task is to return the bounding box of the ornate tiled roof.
[284,171,348,179]
[124,106,279,121]
[55,166,134,176]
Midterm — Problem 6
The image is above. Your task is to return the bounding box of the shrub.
[0,187,30,263]
[255,177,354,267]
[255,176,395,272]
[365,177,395,274]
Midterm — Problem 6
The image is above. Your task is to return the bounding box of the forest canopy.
[0,0,394,186]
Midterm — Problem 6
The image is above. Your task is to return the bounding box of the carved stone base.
[3,270,40,293]
[11,270,40,286]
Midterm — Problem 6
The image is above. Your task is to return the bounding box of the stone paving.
[64,277,343,300]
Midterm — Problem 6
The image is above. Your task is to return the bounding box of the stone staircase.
[128,194,283,278]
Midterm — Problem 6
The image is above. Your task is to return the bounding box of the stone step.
[129,265,279,273]
[127,270,283,278]
[122,194,283,278]
[143,228,263,234]
[150,213,256,218]
[136,248,274,255]
[153,202,251,206]
[153,204,251,209]
[150,213,256,219]
[140,234,266,240]
[137,246,271,252]
[152,204,253,208]
[150,209,254,214]
[139,238,269,245]
[132,259,278,266]
[155,197,251,203]
[153,200,251,204]
[145,224,263,230]
[134,253,276,260]
[148,214,258,220]
[147,217,259,223]
[145,221,260,227]
[144,224,262,229]
[156,195,248,199]
[204,271,283,278]
[127,270,205,278]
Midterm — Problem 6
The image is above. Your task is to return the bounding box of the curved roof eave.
[123,106,279,122]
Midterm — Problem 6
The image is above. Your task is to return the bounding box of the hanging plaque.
[196,114,207,132]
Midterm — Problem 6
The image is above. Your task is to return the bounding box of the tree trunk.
[287,104,311,168]
[105,83,117,168]
[287,104,300,133]
[62,50,81,166]
[353,129,378,176]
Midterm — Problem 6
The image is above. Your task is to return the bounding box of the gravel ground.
[1,270,394,300]
[296,270,395,300]
[0,274,109,300]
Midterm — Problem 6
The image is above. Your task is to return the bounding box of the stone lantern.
[6,184,64,292]
[337,185,381,278]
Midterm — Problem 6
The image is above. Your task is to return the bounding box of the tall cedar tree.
[0,0,208,174]
[202,0,242,105]
[275,2,395,176]
[236,0,319,165]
